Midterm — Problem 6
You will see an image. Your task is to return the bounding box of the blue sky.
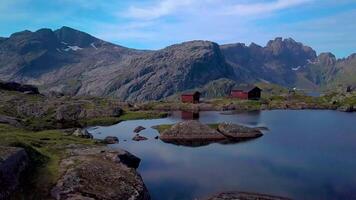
[0,0,355,58]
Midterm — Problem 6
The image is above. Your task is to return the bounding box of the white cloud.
[222,0,313,16]
[124,0,313,20]
[125,0,195,20]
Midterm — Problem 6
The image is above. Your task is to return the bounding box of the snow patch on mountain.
[64,46,83,51]
[292,66,301,71]
[91,43,98,50]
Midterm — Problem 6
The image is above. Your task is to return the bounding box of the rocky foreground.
[0,123,151,200]
[0,147,29,199]
[51,146,150,200]
[155,121,264,146]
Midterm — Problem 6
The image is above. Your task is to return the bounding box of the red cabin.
[181,91,200,104]
[231,86,261,100]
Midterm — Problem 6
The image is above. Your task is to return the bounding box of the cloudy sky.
[0,0,355,57]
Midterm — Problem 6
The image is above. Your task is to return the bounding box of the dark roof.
[181,91,200,96]
[232,85,261,92]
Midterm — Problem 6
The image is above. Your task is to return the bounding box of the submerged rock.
[51,146,150,200]
[134,126,146,133]
[205,191,291,200]
[132,134,148,141]
[217,123,263,139]
[0,146,29,199]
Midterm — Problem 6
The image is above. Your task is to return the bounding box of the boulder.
[205,191,291,200]
[0,146,29,199]
[51,146,150,200]
[72,128,93,139]
[55,104,83,122]
[116,150,141,169]
[134,126,146,133]
[104,136,119,144]
[132,134,148,141]
[217,123,263,139]
[160,120,226,143]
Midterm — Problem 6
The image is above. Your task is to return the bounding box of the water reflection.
[90,110,356,200]
[181,111,200,120]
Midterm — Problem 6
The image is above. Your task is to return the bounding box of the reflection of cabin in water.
[230,86,261,100]
[181,111,200,120]
[181,91,201,103]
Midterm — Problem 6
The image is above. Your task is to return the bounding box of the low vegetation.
[0,124,97,199]
[153,123,219,133]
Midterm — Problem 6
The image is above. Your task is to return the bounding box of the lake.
[89,110,356,200]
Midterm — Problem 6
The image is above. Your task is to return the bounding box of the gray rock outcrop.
[72,128,93,139]
[217,123,263,139]
[51,146,150,200]
[0,146,29,199]
[104,136,119,144]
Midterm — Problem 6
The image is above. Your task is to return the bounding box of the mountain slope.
[221,37,317,86]
[0,27,354,100]
[0,28,234,100]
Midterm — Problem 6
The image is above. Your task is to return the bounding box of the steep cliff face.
[298,53,356,88]
[221,37,317,86]
[103,41,234,101]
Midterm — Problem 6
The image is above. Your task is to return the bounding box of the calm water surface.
[89,110,356,200]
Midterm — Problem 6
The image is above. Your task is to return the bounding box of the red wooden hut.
[230,86,261,100]
[181,91,201,103]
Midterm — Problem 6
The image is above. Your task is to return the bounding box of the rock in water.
[217,122,263,139]
[51,146,150,200]
[72,128,93,139]
[104,136,119,144]
[160,120,226,144]
[205,191,291,200]
[132,134,148,141]
[134,126,146,133]
[0,147,29,199]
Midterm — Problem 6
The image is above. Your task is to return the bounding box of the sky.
[0,0,355,58]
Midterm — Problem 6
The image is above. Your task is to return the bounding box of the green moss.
[0,124,96,198]
[152,124,173,133]
[153,123,220,133]
[80,117,122,126]
[119,111,168,121]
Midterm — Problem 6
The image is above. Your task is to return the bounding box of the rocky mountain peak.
[9,30,32,38]
[266,37,315,57]
[318,52,336,66]
[347,53,356,60]
[54,26,99,47]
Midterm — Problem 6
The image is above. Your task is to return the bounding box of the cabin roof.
[181,91,200,96]
[232,85,260,92]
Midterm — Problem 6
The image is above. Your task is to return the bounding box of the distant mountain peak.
[54,26,99,47]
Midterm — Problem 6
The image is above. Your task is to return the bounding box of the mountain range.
[0,26,355,101]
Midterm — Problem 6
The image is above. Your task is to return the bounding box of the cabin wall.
[248,89,261,100]
[231,91,248,99]
[181,95,194,103]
